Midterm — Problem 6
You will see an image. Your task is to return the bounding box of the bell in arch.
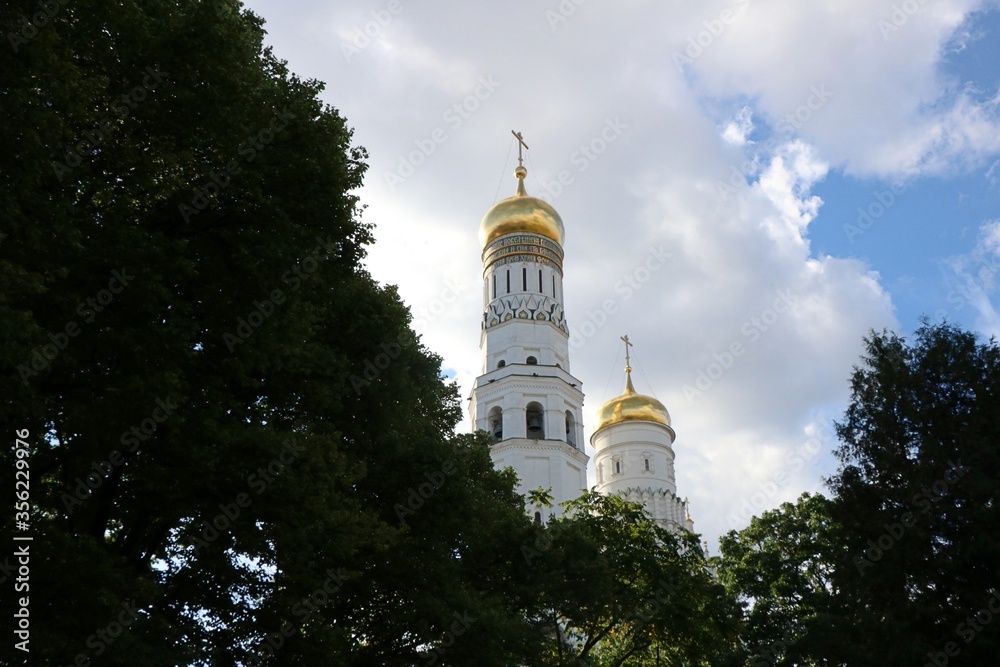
[526,402,545,439]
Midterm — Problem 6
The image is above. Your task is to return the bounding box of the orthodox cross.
[621,334,633,369]
[511,130,529,168]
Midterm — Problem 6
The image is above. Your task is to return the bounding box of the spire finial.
[511,130,528,196]
[621,334,635,393]
[621,334,633,372]
[512,130,528,168]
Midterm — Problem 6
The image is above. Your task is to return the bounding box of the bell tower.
[469,133,589,521]
[591,337,694,533]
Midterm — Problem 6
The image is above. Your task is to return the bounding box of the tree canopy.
[6,0,997,664]
[527,491,741,666]
[1,2,745,665]
[717,322,1000,666]
[827,322,1000,666]
[1,1,539,664]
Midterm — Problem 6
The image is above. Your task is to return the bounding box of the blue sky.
[813,170,989,328]
[801,9,1000,335]
[241,0,1000,548]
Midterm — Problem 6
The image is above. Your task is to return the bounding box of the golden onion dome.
[479,165,565,248]
[594,368,671,431]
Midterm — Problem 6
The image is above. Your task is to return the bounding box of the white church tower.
[469,133,588,522]
[591,337,695,533]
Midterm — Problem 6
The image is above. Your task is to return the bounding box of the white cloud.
[239,0,1000,547]
[681,0,998,177]
[721,105,754,146]
[944,219,1000,336]
[754,140,829,248]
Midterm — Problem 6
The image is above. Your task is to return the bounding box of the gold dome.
[594,369,671,431]
[479,166,565,248]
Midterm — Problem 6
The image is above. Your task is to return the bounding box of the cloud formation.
[242,0,997,546]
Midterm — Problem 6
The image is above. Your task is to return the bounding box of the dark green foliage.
[716,493,844,666]
[0,2,538,664]
[828,322,1000,666]
[717,322,1000,666]
[528,491,741,666]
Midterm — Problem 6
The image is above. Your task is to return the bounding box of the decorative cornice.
[491,437,590,464]
[483,294,568,334]
[471,376,584,403]
[591,419,676,442]
[618,486,686,502]
[592,438,676,456]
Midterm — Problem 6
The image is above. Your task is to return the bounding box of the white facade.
[469,169,588,522]
[469,156,693,534]
[591,417,694,532]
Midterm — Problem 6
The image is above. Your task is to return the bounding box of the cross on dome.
[621,334,633,372]
[511,130,529,168]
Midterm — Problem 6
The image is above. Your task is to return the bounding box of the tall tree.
[718,323,1000,667]
[827,322,1000,666]
[1,1,537,665]
[525,491,740,666]
[716,493,848,666]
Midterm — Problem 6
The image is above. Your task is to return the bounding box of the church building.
[468,134,694,534]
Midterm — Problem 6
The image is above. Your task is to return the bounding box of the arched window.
[488,406,503,443]
[534,511,542,525]
[526,356,537,365]
[497,360,506,368]
[644,458,650,471]
[526,402,545,439]
[565,411,576,448]
[614,459,621,475]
